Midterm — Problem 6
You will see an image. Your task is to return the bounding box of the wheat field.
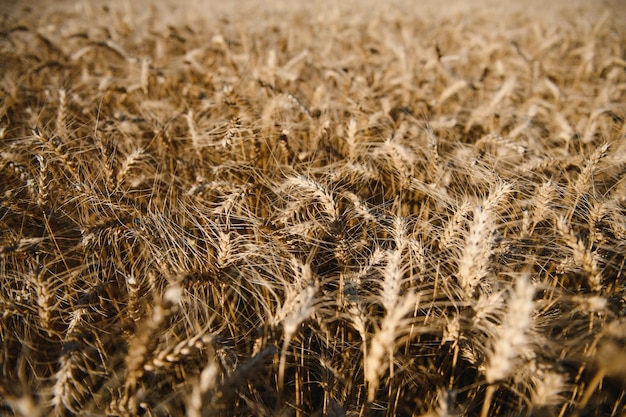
[0,0,625,416]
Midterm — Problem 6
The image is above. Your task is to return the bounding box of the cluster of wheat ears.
[0,1,625,416]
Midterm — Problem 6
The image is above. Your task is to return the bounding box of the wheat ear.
[556,216,603,291]
[345,117,358,159]
[365,292,419,402]
[35,155,49,208]
[272,259,318,393]
[28,259,57,337]
[186,358,219,417]
[116,283,182,412]
[51,307,90,416]
[481,274,535,417]
[55,89,67,138]
[32,128,81,187]
[186,110,202,155]
[575,143,609,193]
[116,148,145,187]
[457,182,510,297]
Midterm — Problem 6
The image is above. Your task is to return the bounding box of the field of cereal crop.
[1,1,625,416]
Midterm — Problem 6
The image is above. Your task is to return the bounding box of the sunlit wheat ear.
[92,134,116,190]
[437,79,468,107]
[440,199,471,249]
[1,387,42,417]
[28,260,58,337]
[363,214,420,402]
[345,117,358,159]
[271,259,318,393]
[36,154,50,208]
[574,143,610,193]
[51,307,91,416]
[331,160,380,185]
[425,130,443,184]
[186,110,203,155]
[375,123,416,176]
[530,368,568,410]
[341,190,378,223]
[587,198,615,248]
[481,274,536,417]
[56,88,67,138]
[115,148,145,188]
[32,128,80,187]
[555,216,603,291]
[381,242,405,313]
[606,199,626,240]
[465,77,516,133]
[346,292,368,344]
[280,174,339,221]
[530,179,556,233]
[51,350,87,416]
[116,283,182,412]
[140,57,151,94]
[1,151,31,192]
[143,328,213,373]
[457,204,492,297]
[124,272,144,323]
[365,292,419,402]
[457,182,511,298]
[484,275,535,383]
[187,358,219,417]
